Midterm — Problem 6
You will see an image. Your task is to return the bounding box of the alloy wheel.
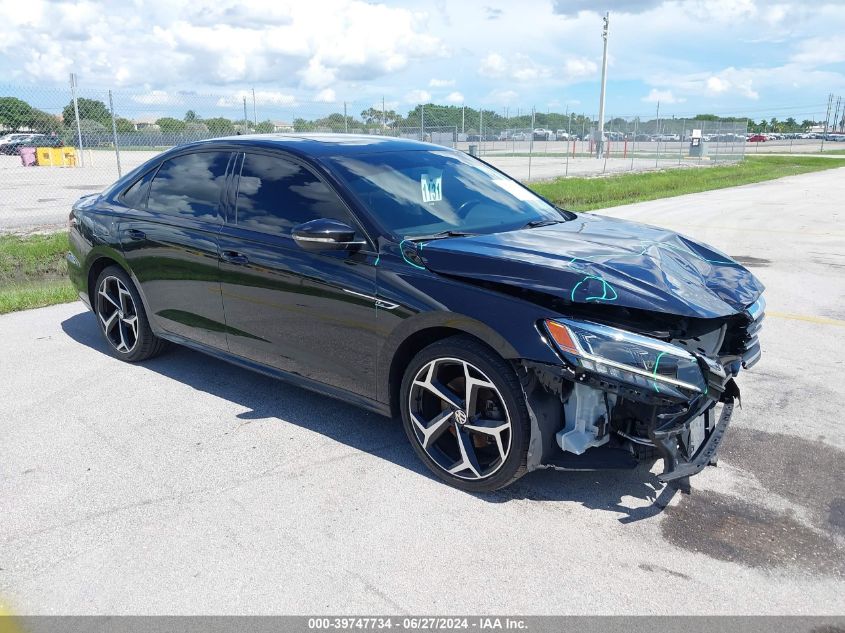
[408,357,512,480]
[96,275,139,354]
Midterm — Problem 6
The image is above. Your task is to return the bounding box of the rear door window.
[235,153,352,234]
[147,151,231,222]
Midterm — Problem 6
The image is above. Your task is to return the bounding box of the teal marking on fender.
[399,239,426,270]
[570,275,619,303]
[652,351,667,393]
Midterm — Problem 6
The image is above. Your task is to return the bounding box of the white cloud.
[445,91,464,103]
[480,52,552,82]
[405,89,432,103]
[485,89,519,105]
[217,90,297,107]
[562,57,598,81]
[703,68,759,99]
[429,78,455,87]
[642,88,685,104]
[706,77,730,94]
[315,88,336,102]
[479,53,508,78]
[0,1,446,90]
[132,90,184,106]
[791,35,845,65]
[552,0,664,15]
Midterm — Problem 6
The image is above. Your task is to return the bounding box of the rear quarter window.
[120,171,153,210]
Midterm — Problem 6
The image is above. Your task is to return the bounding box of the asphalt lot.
[1,168,844,615]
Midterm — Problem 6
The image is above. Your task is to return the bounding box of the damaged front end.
[517,296,765,483]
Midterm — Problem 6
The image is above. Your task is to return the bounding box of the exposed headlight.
[544,318,707,397]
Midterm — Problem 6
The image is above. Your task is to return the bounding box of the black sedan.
[67,134,765,491]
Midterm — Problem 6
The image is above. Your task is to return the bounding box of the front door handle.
[221,250,249,265]
[126,228,146,240]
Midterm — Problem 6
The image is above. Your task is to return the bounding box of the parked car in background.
[0,133,34,146]
[67,134,765,492]
[0,134,63,155]
[747,134,768,142]
[555,130,570,140]
[532,128,553,141]
[510,132,528,141]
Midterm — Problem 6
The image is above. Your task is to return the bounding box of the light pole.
[596,12,609,158]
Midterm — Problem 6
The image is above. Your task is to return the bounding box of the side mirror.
[292,218,364,252]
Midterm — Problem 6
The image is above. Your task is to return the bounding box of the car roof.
[173,133,448,159]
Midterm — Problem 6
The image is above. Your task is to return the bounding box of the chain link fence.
[0,83,764,232]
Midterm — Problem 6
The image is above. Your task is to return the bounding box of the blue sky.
[1,0,844,123]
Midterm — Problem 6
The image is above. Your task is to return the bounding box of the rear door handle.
[126,228,146,240]
[221,250,249,265]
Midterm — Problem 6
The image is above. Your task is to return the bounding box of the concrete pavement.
[1,168,844,615]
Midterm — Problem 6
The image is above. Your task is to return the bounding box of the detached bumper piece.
[655,401,734,483]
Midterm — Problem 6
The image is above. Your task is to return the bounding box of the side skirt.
[158,332,393,418]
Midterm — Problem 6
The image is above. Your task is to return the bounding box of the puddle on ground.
[731,255,771,267]
[721,427,845,535]
[662,427,845,576]
[661,489,844,577]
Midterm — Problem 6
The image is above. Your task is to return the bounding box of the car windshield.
[322,149,567,239]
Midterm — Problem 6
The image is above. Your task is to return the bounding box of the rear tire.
[399,335,530,492]
[93,266,166,362]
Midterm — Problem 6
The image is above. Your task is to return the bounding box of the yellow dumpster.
[35,147,77,167]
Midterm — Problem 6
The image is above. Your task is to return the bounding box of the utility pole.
[596,11,609,158]
[833,96,842,134]
[382,96,386,132]
[252,88,257,127]
[822,93,833,152]
[69,73,84,167]
[108,89,121,177]
[243,97,248,130]
[344,101,348,133]
[462,104,465,135]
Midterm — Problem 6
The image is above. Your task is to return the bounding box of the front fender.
[374,264,564,403]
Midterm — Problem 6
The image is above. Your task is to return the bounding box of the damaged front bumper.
[517,349,742,484]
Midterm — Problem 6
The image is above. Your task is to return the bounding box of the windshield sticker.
[491,178,535,201]
[420,172,443,203]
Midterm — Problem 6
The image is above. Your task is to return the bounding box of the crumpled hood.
[416,214,765,318]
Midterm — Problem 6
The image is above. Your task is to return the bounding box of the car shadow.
[61,310,676,523]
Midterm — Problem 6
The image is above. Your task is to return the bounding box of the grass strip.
[529,155,845,211]
[0,232,77,314]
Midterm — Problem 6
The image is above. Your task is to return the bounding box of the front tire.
[93,266,166,362]
[400,336,530,492]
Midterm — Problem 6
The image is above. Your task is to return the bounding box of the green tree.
[0,96,61,133]
[292,117,315,132]
[62,98,111,127]
[255,120,275,133]
[204,117,234,135]
[184,110,198,122]
[185,122,209,136]
[360,107,401,127]
[0,96,33,129]
[155,117,187,133]
[114,117,135,133]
